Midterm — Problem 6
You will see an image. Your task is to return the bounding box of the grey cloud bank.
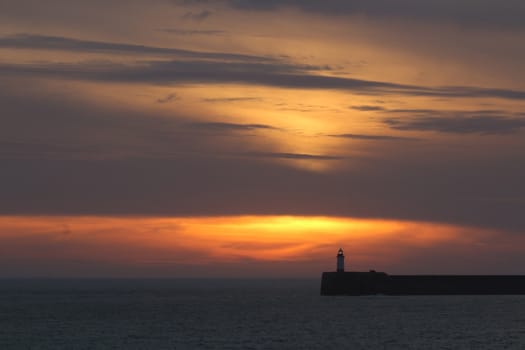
[181,0,525,29]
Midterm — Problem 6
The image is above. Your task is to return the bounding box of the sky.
[1,0,525,277]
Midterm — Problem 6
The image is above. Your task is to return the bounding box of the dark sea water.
[1,279,525,349]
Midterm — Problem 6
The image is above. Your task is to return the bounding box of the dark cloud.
[240,152,343,160]
[179,0,210,4]
[158,28,226,36]
[275,105,341,113]
[157,93,178,103]
[3,58,525,101]
[3,34,525,101]
[386,108,505,115]
[181,10,212,21]
[0,34,272,62]
[385,116,525,135]
[387,109,448,114]
[187,122,278,131]
[329,134,417,141]
[350,105,386,111]
[203,97,261,103]
[182,0,525,29]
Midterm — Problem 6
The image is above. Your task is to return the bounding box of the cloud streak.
[158,28,226,36]
[384,116,525,135]
[187,122,278,131]
[3,58,525,101]
[181,10,212,21]
[240,152,344,160]
[157,93,178,103]
[0,34,272,62]
[203,97,261,103]
[350,105,386,111]
[329,134,417,141]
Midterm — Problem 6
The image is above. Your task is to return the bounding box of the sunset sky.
[1,0,525,277]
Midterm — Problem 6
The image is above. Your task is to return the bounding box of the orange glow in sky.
[0,215,521,278]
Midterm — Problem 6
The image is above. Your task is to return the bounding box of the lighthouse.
[336,248,345,272]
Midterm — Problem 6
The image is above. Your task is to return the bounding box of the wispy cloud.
[381,109,525,134]
[384,116,525,134]
[187,122,278,131]
[240,151,344,160]
[385,108,504,115]
[203,97,262,103]
[158,28,226,36]
[0,34,272,62]
[329,133,418,141]
[181,10,213,21]
[350,105,386,111]
[157,93,178,104]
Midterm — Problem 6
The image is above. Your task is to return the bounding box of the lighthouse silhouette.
[336,248,345,272]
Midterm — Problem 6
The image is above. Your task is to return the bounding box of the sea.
[1,279,525,349]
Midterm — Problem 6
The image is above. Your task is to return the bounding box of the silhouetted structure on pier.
[321,249,525,295]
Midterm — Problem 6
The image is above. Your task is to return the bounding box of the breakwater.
[321,272,525,295]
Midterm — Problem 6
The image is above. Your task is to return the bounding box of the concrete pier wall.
[321,272,525,295]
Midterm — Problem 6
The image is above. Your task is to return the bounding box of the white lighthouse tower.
[336,248,345,272]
